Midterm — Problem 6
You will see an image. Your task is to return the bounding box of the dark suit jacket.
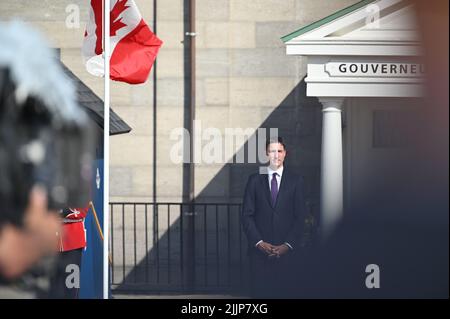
[241,168,308,253]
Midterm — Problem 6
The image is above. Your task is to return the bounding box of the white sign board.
[325,62,425,78]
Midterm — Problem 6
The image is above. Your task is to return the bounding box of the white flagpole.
[103,0,110,300]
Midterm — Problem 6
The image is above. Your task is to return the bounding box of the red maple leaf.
[110,0,129,36]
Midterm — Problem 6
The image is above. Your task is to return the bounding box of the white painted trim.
[305,77,424,84]
[286,44,422,56]
[285,0,421,58]
[341,5,418,40]
[285,0,409,42]
[302,56,425,97]
[306,82,424,97]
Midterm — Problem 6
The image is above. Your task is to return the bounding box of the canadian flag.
[82,0,162,84]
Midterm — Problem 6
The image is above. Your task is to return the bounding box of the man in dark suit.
[241,137,308,298]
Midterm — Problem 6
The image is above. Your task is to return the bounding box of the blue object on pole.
[79,159,104,298]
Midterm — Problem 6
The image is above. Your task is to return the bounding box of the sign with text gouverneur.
[325,62,425,78]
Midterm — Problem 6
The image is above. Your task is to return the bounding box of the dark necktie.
[271,172,278,206]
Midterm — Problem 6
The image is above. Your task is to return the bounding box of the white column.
[319,97,344,240]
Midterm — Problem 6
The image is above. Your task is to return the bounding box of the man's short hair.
[266,136,286,151]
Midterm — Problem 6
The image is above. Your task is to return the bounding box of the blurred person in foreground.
[0,21,93,298]
[0,188,60,298]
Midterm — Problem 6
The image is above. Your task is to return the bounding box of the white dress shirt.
[267,166,283,191]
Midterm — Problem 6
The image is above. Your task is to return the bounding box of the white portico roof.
[282,0,424,97]
[282,0,422,57]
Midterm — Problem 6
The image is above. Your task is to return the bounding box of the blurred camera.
[0,22,94,227]
[0,67,94,226]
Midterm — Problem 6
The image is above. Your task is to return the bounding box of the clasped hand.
[257,241,289,259]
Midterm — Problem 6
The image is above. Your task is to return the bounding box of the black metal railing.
[109,202,249,295]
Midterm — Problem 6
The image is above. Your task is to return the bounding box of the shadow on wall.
[111,77,324,295]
